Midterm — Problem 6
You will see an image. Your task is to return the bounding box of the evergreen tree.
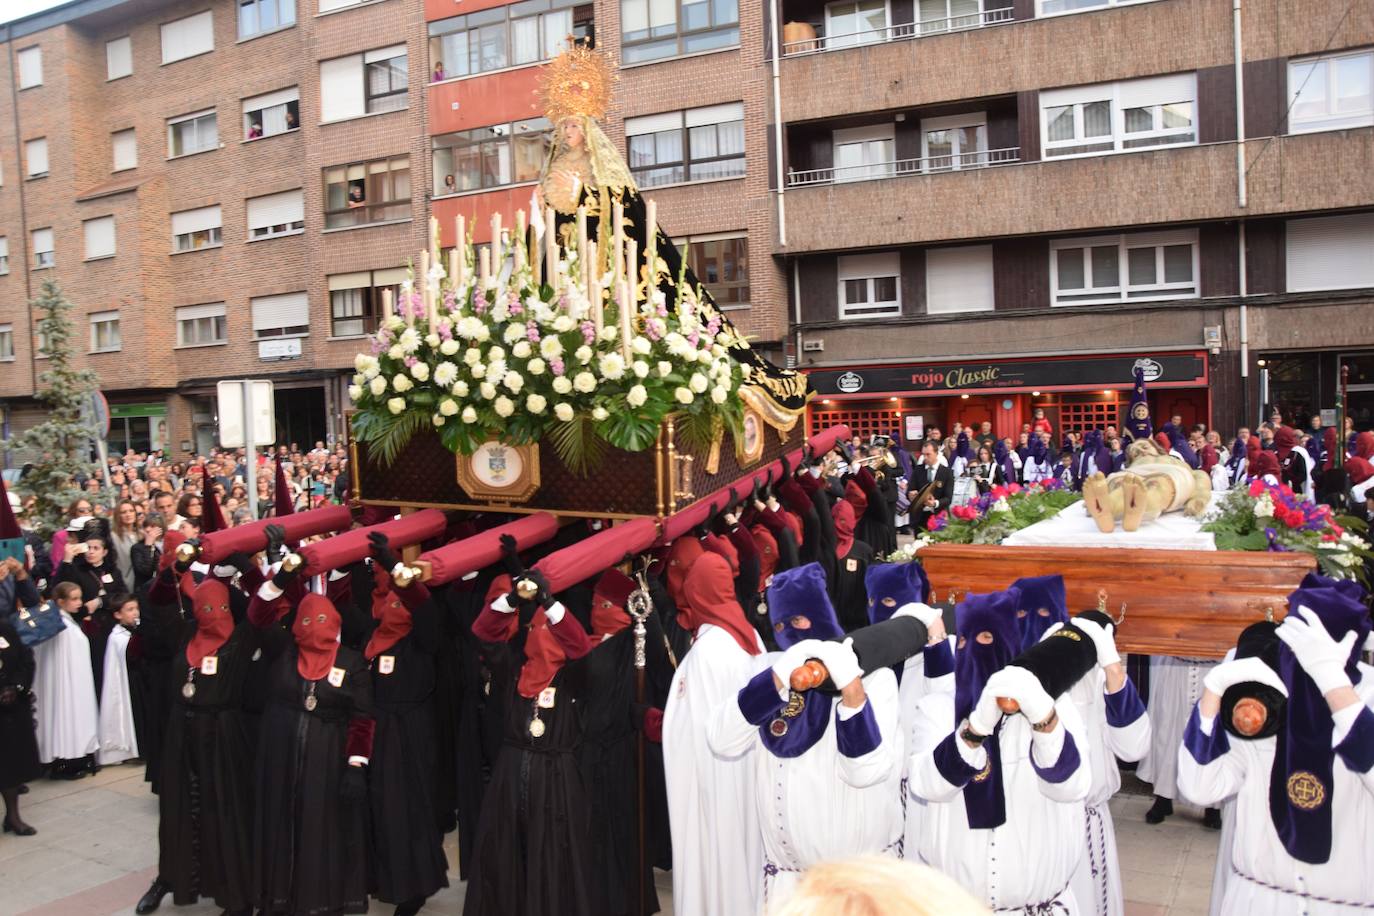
[6,279,108,538]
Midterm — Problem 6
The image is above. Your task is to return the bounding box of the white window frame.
[832,123,896,183]
[917,0,982,35]
[167,109,219,158]
[112,128,138,172]
[824,0,890,48]
[0,324,13,361]
[171,205,223,253]
[24,138,48,178]
[250,292,310,339]
[106,36,133,80]
[83,216,117,261]
[319,46,408,124]
[238,0,296,40]
[920,112,988,172]
[90,311,122,353]
[160,10,215,65]
[837,252,901,319]
[625,102,746,188]
[0,237,8,275]
[1041,73,1197,159]
[1036,0,1156,19]
[17,46,43,89]
[176,302,228,347]
[242,87,300,140]
[1284,213,1374,293]
[925,244,995,314]
[246,189,305,240]
[1050,229,1199,306]
[31,228,54,269]
[1288,49,1374,134]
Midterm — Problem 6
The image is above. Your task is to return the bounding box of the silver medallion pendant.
[768,718,788,737]
[305,694,318,711]
[528,716,546,738]
[182,682,196,699]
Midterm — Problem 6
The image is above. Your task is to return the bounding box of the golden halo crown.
[538,43,616,123]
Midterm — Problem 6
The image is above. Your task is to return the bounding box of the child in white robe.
[97,594,140,766]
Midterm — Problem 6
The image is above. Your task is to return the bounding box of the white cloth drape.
[33,610,99,762]
[97,625,139,765]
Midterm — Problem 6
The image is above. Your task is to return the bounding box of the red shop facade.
[805,351,1212,445]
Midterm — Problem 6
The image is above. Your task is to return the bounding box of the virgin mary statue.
[535,45,810,420]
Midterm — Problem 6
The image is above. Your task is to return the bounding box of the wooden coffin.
[918,543,1316,658]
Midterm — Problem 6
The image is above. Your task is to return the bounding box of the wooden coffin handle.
[1230,696,1269,738]
[789,659,828,691]
[996,697,1021,714]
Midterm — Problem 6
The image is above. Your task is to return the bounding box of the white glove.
[1277,606,1358,695]
[1202,656,1288,698]
[967,686,1004,737]
[894,602,940,627]
[812,637,863,690]
[490,593,517,614]
[772,639,826,691]
[1072,617,1121,669]
[984,665,1054,724]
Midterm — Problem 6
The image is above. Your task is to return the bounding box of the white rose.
[392,374,414,393]
[368,376,388,397]
[410,362,430,382]
[354,353,379,377]
[540,336,564,359]
[553,377,573,394]
[352,373,364,385]
[425,333,440,348]
[631,336,651,356]
[388,344,405,361]
[598,325,618,343]
[575,345,593,364]
[527,358,546,376]
[487,345,506,362]
[525,394,547,414]
[473,324,490,342]
[675,387,694,405]
[689,372,708,393]
[711,344,726,359]
[512,341,532,359]
[461,406,478,424]
[504,323,527,344]
[494,396,515,418]
[1254,495,1274,519]
[471,362,487,378]
[696,349,713,365]
[503,371,525,393]
[434,362,458,387]
[632,360,650,378]
[457,317,483,340]
[439,398,459,416]
[398,328,422,353]
[387,397,407,415]
[433,413,445,427]
[439,339,460,356]
[573,372,597,393]
[348,384,363,402]
[462,348,481,366]
[592,406,609,421]
[553,315,575,333]
[385,315,405,331]
[657,361,673,378]
[710,386,728,404]
[598,353,626,380]
[627,385,648,408]
[716,332,731,345]
[480,382,497,400]
[451,381,470,398]
[554,403,575,422]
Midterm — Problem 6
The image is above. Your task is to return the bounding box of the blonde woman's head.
[769,857,989,916]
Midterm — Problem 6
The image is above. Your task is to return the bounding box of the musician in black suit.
[910,441,954,533]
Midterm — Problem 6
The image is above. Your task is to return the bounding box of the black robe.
[0,620,42,790]
[576,615,676,916]
[854,471,898,558]
[158,621,259,910]
[135,577,186,793]
[252,639,373,916]
[829,541,876,633]
[462,640,601,916]
[361,598,450,905]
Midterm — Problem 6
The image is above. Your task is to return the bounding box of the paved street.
[0,764,1217,916]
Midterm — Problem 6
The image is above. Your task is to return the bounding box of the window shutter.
[106,37,132,79]
[328,271,372,291]
[161,11,215,64]
[113,129,138,171]
[176,302,226,321]
[243,86,300,113]
[17,47,42,88]
[319,0,359,11]
[1286,214,1374,292]
[252,292,310,332]
[372,267,408,286]
[926,245,995,314]
[247,190,304,230]
[685,103,744,127]
[83,216,116,259]
[171,205,222,236]
[625,112,682,137]
[364,45,407,63]
[31,228,53,253]
[25,138,48,176]
[320,55,365,122]
[0,238,8,259]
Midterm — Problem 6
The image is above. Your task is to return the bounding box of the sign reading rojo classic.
[807,353,1206,397]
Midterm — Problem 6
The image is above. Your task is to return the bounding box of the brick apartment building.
[2,0,1370,459]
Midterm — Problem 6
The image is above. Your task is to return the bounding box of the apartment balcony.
[781,6,1014,57]
[787,147,1020,187]
[779,129,1374,253]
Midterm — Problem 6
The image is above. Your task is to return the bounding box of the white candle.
[625,238,638,297]
[545,208,557,289]
[612,199,624,291]
[645,199,657,282]
[490,212,502,271]
[479,246,490,297]
[618,279,633,360]
[428,216,441,266]
[454,216,466,290]
[381,287,394,321]
[420,249,436,326]
[515,210,527,273]
[576,206,589,301]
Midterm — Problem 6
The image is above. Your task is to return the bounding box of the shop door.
[274,387,327,450]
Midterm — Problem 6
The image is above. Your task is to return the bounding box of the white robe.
[1024,458,1054,485]
[908,690,1093,912]
[97,625,139,766]
[33,610,99,763]
[708,665,903,912]
[898,640,956,859]
[1066,671,1152,916]
[1177,665,1374,914]
[663,624,768,916]
[1139,656,1217,800]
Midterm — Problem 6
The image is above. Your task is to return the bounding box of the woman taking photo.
[110,501,140,589]
[967,444,1002,494]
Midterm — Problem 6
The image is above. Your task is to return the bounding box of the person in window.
[431,62,446,82]
[247,122,263,140]
[284,109,297,131]
[346,184,366,209]
[443,173,457,194]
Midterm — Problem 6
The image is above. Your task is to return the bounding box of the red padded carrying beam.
[197,504,354,564]
[297,509,448,576]
[534,517,659,594]
[418,512,561,586]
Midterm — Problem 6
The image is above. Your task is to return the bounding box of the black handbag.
[11,600,66,648]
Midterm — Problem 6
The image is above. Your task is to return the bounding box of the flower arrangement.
[1202,479,1371,582]
[348,208,744,473]
[886,480,1081,556]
